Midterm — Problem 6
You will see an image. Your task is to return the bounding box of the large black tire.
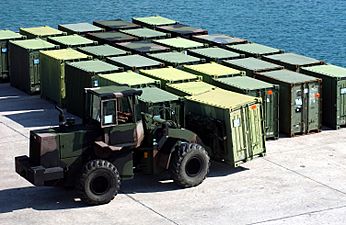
[78,159,120,205]
[170,143,210,188]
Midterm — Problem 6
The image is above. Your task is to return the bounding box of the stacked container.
[93,19,141,31]
[148,52,204,67]
[256,69,322,136]
[0,30,25,81]
[77,44,128,60]
[40,48,90,105]
[155,23,208,38]
[212,76,279,139]
[116,40,170,55]
[9,39,58,94]
[185,88,266,167]
[187,47,243,62]
[192,34,248,46]
[263,53,324,71]
[166,81,217,96]
[222,57,283,77]
[153,37,205,52]
[107,54,164,71]
[58,22,103,35]
[96,71,160,88]
[139,67,200,88]
[19,26,65,40]
[65,60,123,117]
[48,35,97,49]
[120,28,170,40]
[300,64,346,129]
[226,42,282,58]
[85,32,137,45]
[132,16,177,28]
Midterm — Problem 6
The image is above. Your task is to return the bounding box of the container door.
[230,109,247,162]
[337,80,346,125]
[291,85,304,134]
[29,52,41,91]
[246,103,265,156]
[307,82,321,132]
[0,42,8,77]
[262,89,275,137]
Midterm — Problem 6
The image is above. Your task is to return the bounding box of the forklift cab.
[84,86,143,148]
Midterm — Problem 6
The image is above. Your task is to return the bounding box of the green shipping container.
[107,54,164,70]
[19,26,65,40]
[182,62,244,84]
[94,19,141,31]
[0,30,25,81]
[155,23,208,38]
[153,37,205,51]
[165,81,217,96]
[96,71,160,88]
[300,64,346,129]
[132,16,177,28]
[213,76,280,139]
[222,57,284,77]
[257,69,322,136]
[58,22,104,35]
[185,88,266,167]
[187,47,243,62]
[40,48,90,106]
[48,35,97,49]
[120,28,170,40]
[65,60,123,117]
[263,53,324,71]
[192,34,248,46]
[115,40,170,55]
[148,52,204,67]
[139,67,200,88]
[226,42,283,58]
[9,39,58,94]
[77,44,128,60]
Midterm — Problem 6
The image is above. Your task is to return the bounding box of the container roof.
[120,28,168,39]
[301,64,346,78]
[10,39,56,50]
[188,47,241,59]
[59,22,103,33]
[148,52,201,65]
[259,69,320,84]
[49,35,94,46]
[40,48,89,60]
[108,54,162,68]
[68,60,121,73]
[98,71,158,86]
[116,40,170,53]
[264,52,322,66]
[87,31,137,42]
[216,76,274,90]
[193,34,247,45]
[183,62,242,77]
[140,67,199,83]
[167,81,217,96]
[154,37,204,49]
[138,87,180,103]
[158,24,207,35]
[227,43,281,55]
[186,88,258,110]
[0,30,23,41]
[132,16,177,26]
[78,44,127,57]
[20,26,63,37]
[94,19,141,30]
[223,57,283,72]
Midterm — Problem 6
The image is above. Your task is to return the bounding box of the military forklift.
[15,85,210,205]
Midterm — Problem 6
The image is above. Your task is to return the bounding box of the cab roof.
[87,85,142,98]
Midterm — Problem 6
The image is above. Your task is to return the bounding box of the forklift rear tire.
[78,159,120,205]
[170,143,210,188]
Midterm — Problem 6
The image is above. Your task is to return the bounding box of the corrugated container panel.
[9,39,58,94]
[213,76,280,139]
[115,40,170,55]
[107,54,164,71]
[48,34,97,49]
[185,88,266,167]
[155,23,208,38]
[222,57,284,77]
[226,43,283,58]
[0,30,25,81]
[85,31,138,45]
[187,47,243,62]
[120,28,170,40]
[300,64,346,129]
[65,60,122,116]
[263,52,324,71]
[153,37,205,51]
[192,34,248,46]
[58,22,103,35]
[148,52,203,67]
[93,19,141,31]
[77,44,128,60]
[132,16,177,27]
[166,81,217,96]
[40,48,90,106]
[257,69,322,136]
[20,26,65,39]
[96,71,160,88]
